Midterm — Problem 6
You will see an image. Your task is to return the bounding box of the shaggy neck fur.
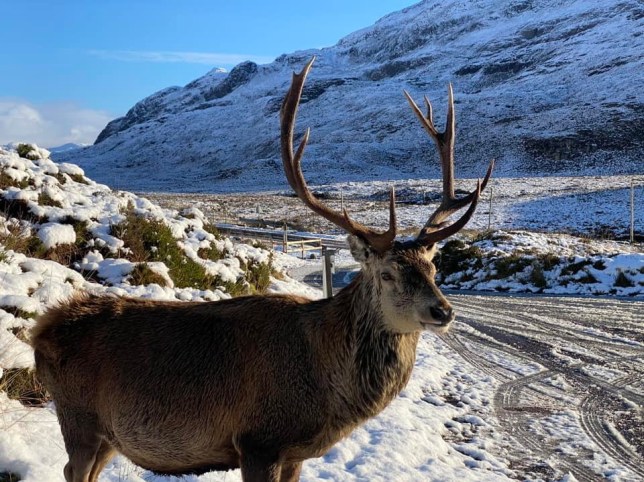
[313,271,419,427]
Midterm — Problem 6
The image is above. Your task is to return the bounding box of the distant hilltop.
[59,0,644,192]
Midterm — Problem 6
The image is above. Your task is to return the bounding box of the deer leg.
[88,440,116,482]
[239,452,281,482]
[279,461,302,482]
[237,436,282,482]
[58,408,102,482]
[62,440,99,482]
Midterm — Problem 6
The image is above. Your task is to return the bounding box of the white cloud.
[88,49,275,66]
[0,99,113,148]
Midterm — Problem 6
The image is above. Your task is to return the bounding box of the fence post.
[488,185,493,231]
[630,179,635,244]
[322,247,335,298]
[283,222,288,253]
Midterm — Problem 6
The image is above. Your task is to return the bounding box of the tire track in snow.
[446,293,644,481]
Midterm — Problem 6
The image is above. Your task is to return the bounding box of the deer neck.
[318,273,419,423]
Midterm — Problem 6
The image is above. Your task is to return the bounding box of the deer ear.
[348,235,375,263]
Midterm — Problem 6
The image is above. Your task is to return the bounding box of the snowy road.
[445,294,643,481]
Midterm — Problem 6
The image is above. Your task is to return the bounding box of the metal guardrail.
[214,223,348,250]
[215,223,350,297]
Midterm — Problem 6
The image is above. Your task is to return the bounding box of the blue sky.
[0,0,416,147]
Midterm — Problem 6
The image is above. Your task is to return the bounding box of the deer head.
[281,57,493,334]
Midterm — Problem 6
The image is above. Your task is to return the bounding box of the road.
[445,293,643,481]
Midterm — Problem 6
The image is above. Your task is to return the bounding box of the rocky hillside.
[58,0,643,192]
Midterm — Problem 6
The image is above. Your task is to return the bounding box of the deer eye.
[380,272,394,282]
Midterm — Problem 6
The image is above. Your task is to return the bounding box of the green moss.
[203,223,222,240]
[37,192,62,208]
[530,262,548,289]
[0,305,38,320]
[217,277,249,296]
[561,259,590,276]
[492,254,532,279]
[245,257,273,294]
[198,242,224,262]
[111,209,216,290]
[129,263,169,287]
[436,239,483,277]
[110,209,273,295]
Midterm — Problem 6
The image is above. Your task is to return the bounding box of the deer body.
[33,258,422,479]
[32,58,492,482]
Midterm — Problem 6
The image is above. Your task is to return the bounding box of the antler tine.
[405,86,494,244]
[280,57,397,253]
[404,87,455,204]
[417,180,481,245]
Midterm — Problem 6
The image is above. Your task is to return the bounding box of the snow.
[37,223,76,250]
[1,144,642,481]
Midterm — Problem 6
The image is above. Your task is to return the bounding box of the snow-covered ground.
[0,144,642,482]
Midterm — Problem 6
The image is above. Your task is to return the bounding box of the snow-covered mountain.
[47,143,88,154]
[58,0,643,192]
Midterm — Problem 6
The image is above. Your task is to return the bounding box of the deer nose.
[429,305,454,324]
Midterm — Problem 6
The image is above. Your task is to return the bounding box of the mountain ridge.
[58,0,643,192]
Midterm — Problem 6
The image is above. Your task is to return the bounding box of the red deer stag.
[32,57,493,482]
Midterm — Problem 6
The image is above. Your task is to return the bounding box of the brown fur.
[31,238,453,482]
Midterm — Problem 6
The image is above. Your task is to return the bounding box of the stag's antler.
[404,86,494,245]
[281,57,397,253]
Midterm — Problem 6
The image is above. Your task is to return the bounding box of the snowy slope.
[57,0,643,192]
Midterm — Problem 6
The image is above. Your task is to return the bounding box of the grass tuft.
[0,169,30,190]
[69,173,89,184]
[16,143,38,160]
[561,259,590,276]
[37,192,63,208]
[0,471,21,482]
[529,262,548,289]
[614,271,634,288]
[577,270,598,284]
[592,259,606,270]
[0,368,50,407]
